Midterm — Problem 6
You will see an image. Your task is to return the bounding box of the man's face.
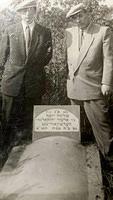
[19,7,36,24]
[73,10,91,30]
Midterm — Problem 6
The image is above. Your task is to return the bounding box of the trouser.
[2,93,42,146]
[71,99,113,158]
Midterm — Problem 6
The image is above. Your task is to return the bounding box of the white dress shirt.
[22,20,35,41]
[22,20,35,54]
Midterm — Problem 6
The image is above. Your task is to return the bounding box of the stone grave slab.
[0,136,104,200]
[0,105,104,200]
[33,105,80,142]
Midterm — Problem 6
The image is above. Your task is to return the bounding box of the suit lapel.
[26,23,41,61]
[76,34,94,70]
[16,23,26,59]
[74,23,95,73]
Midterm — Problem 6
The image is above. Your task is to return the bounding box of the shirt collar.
[22,20,35,29]
[81,22,93,33]
[22,20,35,37]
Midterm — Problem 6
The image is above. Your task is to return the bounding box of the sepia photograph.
[0,0,113,199]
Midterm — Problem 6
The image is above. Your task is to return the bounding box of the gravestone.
[0,105,104,200]
[33,105,80,141]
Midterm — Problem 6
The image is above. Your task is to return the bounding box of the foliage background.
[0,0,112,135]
[0,0,112,105]
[0,1,113,196]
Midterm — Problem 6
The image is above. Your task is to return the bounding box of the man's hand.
[101,84,113,96]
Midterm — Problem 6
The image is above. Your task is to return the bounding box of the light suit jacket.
[0,21,52,98]
[66,23,113,100]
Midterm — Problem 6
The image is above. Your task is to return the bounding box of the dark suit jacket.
[66,24,113,100]
[0,21,52,98]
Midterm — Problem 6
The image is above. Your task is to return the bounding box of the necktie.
[78,29,84,51]
[81,30,84,44]
[25,25,31,55]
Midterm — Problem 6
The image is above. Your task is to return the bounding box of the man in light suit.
[66,3,113,168]
[0,0,52,147]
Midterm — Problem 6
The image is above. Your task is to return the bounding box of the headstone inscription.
[33,105,80,141]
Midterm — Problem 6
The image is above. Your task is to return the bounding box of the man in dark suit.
[0,0,52,147]
[66,3,113,169]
